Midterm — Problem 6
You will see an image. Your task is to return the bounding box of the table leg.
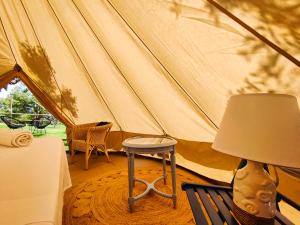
[162,153,167,185]
[170,147,177,208]
[128,152,134,212]
[132,153,135,187]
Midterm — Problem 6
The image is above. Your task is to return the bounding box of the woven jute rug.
[63,168,199,225]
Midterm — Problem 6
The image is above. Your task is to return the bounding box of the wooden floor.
[68,152,211,187]
[65,152,216,225]
[65,152,300,225]
[67,152,300,204]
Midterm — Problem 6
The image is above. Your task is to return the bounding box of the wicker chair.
[68,122,112,170]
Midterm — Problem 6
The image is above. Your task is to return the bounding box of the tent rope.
[204,0,300,67]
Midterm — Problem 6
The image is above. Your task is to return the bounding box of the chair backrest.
[44,115,58,125]
[33,117,51,129]
[70,122,112,143]
[93,122,113,143]
[72,122,98,140]
[0,116,24,129]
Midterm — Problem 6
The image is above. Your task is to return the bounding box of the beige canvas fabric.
[0,21,14,75]
[1,0,299,140]
[0,0,299,186]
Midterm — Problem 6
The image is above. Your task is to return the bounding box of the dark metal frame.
[181,160,299,225]
[0,116,26,129]
[182,182,297,225]
[32,117,51,134]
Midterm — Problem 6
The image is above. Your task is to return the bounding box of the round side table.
[122,136,177,213]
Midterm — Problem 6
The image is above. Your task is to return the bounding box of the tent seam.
[19,0,75,124]
[46,0,122,131]
[106,0,219,130]
[0,9,18,65]
[71,0,167,135]
[0,2,74,125]
[18,70,75,126]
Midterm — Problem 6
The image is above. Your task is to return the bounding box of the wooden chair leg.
[70,147,75,163]
[104,147,110,162]
[85,146,91,170]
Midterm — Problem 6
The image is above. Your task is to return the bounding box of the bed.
[0,136,72,225]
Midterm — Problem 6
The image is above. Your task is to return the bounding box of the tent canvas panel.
[0,0,299,193]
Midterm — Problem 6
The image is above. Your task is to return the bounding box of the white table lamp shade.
[212,94,300,168]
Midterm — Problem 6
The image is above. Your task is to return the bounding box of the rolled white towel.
[0,128,33,147]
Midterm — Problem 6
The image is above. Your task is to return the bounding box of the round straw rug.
[63,168,199,225]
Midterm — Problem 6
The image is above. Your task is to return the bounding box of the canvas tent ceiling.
[0,0,299,143]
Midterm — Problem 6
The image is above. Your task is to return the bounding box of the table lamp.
[212,94,300,224]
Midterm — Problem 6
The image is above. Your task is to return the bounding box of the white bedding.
[0,137,72,225]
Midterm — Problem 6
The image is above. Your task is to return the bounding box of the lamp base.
[233,160,277,223]
[233,202,274,225]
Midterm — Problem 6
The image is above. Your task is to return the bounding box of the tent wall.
[1,0,299,142]
[0,0,299,198]
[0,70,17,89]
[108,0,300,125]
[72,0,217,141]
[0,15,15,75]
[0,67,73,127]
[0,0,120,129]
[212,0,300,62]
[42,0,165,135]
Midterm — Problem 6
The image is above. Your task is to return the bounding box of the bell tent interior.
[0,0,299,225]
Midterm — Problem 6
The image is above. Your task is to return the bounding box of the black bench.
[181,182,299,225]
